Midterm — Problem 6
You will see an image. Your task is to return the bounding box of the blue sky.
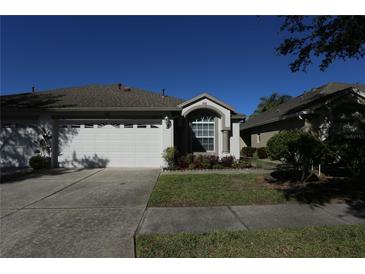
[1,16,364,115]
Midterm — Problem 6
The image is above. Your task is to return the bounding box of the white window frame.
[191,115,215,152]
[257,133,261,144]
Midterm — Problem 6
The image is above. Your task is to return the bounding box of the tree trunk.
[300,164,307,182]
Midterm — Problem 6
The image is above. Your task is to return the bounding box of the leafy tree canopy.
[267,130,326,181]
[253,92,292,115]
[277,16,365,72]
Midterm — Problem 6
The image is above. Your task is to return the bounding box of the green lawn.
[148,173,289,207]
[136,225,365,257]
[251,158,279,169]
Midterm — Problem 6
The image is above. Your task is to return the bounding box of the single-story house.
[0,84,245,168]
[240,82,365,148]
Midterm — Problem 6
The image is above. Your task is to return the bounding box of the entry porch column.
[222,129,230,154]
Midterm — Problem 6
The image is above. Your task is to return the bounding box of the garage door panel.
[135,130,161,134]
[135,145,161,153]
[136,158,161,166]
[58,123,162,167]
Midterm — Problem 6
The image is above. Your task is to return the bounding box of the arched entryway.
[178,106,230,155]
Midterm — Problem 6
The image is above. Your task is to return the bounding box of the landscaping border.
[161,168,272,175]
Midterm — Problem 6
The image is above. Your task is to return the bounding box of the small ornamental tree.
[30,126,52,169]
[267,130,302,164]
[34,127,52,157]
[267,130,326,181]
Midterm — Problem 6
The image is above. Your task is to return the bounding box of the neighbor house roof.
[1,84,185,111]
[240,82,365,131]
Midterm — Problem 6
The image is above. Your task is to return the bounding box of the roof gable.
[178,93,236,112]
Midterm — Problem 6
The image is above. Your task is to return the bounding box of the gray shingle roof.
[1,84,185,110]
[240,82,365,130]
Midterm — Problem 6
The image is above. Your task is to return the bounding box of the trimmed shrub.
[241,147,256,157]
[162,147,179,169]
[220,156,235,168]
[165,152,254,170]
[267,130,326,181]
[176,156,189,170]
[207,155,220,166]
[257,147,268,159]
[193,155,205,169]
[202,157,212,169]
[212,163,224,169]
[185,154,195,165]
[267,130,302,162]
[29,155,50,170]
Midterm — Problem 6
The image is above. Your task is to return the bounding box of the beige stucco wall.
[239,135,246,148]
[240,117,305,149]
[251,130,278,148]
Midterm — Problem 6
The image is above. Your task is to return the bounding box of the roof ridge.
[29,83,185,102]
[1,83,185,109]
[37,83,101,94]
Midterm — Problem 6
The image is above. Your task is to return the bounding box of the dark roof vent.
[32,86,35,94]
[118,83,122,90]
[162,88,166,98]
[123,86,131,92]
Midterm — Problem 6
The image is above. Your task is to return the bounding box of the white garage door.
[58,123,162,168]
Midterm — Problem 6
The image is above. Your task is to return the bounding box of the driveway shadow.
[0,168,88,184]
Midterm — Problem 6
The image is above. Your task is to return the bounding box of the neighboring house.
[0,84,244,168]
[240,82,365,149]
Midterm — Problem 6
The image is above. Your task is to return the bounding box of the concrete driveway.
[0,168,160,257]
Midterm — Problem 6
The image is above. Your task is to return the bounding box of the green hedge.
[29,155,51,170]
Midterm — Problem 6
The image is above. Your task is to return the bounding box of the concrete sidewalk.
[137,203,365,234]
